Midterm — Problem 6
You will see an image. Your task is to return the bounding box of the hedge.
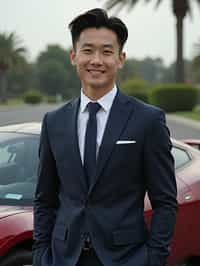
[150,84,198,112]
[23,90,43,104]
[121,78,150,103]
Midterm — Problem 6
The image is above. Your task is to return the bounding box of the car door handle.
[184,194,192,201]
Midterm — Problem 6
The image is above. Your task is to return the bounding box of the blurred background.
[0,0,200,138]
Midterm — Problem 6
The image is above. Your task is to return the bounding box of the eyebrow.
[81,43,114,49]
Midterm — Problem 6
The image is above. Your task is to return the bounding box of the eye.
[103,50,113,55]
[82,48,92,54]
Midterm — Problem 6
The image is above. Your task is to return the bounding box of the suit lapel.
[88,91,134,194]
[63,97,88,193]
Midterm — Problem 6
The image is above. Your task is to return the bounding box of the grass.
[174,105,200,121]
[0,98,25,107]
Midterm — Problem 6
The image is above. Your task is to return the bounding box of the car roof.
[0,122,41,135]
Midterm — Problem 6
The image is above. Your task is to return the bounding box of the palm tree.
[0,32,26,102]
[103,0,200,83]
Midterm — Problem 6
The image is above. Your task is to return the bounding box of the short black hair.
[68,8,128,51]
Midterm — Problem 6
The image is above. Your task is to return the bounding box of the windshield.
[0,132,39,206]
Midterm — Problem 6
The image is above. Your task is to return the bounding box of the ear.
[69,48,76,66]
[118,52,126,69]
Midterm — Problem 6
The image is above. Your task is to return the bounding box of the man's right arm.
[33,113,59,264]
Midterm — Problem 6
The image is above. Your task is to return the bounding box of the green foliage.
[150,84,198,112]
[136,57,164,83]
[118,59,136,83]
[46,95,57,103]
[175,106,200,121]
[122,78,148,91]
[129,90,149,103]
[23,90,43,104]
[197,88,200,104]
[37,59,68,97]
[7,60,34,97]
[162,60,192,84]
[0,32,26,71]
[0,32,27,102]
[191,67,200,84]
[121,78,150,103]
[118,57,165,84]
[37,45,71,71]
[36,45,80,98]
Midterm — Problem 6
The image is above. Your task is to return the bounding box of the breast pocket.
[112,141,140,168]
[114,142,137,155]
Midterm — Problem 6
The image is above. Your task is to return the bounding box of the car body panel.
[0,206,29,219]
[182,139,200,150]
[0,208,33,257]
[0,122,41,135]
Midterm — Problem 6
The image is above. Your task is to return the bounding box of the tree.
[103,0,200,83]
[118,57,165,84]
[136,57,165,83]
[117,58,137,83]
[38,59,69,97]
[37,45,80,98]
[192,39,200,68]
[7,60,34,97]
[0,32,26,102]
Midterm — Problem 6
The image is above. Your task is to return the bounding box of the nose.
[90,52,102,65]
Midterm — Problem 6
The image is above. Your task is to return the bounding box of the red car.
[0,122,199,266]
[182,139,200,151]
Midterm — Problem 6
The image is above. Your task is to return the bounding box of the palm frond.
[155,0,162,8]
[0,31,26,70]
[104,0,139,11]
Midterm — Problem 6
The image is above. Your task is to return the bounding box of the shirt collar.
[80,85,117,113]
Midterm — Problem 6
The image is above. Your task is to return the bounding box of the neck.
[82,85,114,101]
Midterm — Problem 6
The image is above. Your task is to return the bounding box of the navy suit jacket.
[33,90,177,266]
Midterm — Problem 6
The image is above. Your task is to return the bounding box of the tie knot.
[87,102,101,116]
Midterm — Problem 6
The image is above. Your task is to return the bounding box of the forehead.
[77,27,119,47]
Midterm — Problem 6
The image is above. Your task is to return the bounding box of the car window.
[0,133,39,205]
[172,146,191,169]
[0,141,25,164]
[0,145,13,164]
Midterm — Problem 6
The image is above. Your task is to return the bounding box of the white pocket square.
[116,140,136,144]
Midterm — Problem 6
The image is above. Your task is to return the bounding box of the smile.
[87,69,105,74]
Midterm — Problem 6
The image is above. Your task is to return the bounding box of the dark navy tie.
[84,102,101,188]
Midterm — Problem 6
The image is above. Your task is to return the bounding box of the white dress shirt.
[77,86,117,163]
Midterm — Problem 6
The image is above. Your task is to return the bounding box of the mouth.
[87,69,105,75]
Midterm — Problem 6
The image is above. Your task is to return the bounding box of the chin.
[89,79,113,88]
[86,80,105,89]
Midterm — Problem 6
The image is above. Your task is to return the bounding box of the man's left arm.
[144,110,178,266]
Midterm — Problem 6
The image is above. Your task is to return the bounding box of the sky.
[0,0,199,66]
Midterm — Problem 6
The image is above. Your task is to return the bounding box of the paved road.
[0,103,200,139]
[167,117,200,139]
[0,104,61,126]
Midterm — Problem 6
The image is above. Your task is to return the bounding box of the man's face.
[70,27,125,94]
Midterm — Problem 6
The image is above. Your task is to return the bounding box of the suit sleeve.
[144,110,178,266]
[33,113,59,264]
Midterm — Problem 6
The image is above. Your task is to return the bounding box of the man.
[33,8,177,266]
